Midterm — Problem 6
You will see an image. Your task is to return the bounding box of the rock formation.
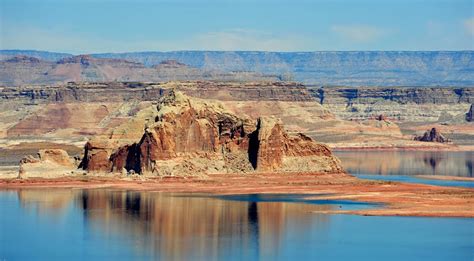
[18,149,76,178]
[375,114,388,121]
[414,128,450,143]
[466,104,473,122]
[80,91,343,175]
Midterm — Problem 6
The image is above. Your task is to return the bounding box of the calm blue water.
[355,174,474,188]
[0,190,473,260]
[335,150,474,188]
[335,151,473,177]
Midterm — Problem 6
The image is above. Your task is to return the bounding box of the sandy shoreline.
[1,173,473,218]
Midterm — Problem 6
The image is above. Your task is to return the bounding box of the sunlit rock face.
[81,91,343,175]
[19,149,76,178]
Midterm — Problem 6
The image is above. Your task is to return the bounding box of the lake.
[335,150,473,177]
[0,189,473,261]
[1,150,473,260]
[335,150,474,188]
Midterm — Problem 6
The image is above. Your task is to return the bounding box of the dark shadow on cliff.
[125,143,141,174]
[248,131,259,170]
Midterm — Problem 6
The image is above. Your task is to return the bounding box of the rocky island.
[0,56,472,219]
[2,90,472,219]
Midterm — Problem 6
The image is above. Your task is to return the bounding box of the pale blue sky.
[0,0,473,53]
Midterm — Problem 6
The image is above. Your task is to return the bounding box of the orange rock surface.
[81,91,343,175]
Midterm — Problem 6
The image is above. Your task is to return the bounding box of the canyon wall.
[309,86,474,122]
[3,50,473,86]
[1,81,313,104]
[3,82,473,126]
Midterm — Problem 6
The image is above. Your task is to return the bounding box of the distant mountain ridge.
[0,54,278,86]
[1,50,473,86]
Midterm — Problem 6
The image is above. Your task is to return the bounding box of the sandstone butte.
[77,90,344,176]
[414,127,450,143]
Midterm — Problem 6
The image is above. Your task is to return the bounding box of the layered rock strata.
[0,55,279,85]
[309,86,474,122]
[3,82,472,123]
[1,81,313,103]
[79,91,343,175]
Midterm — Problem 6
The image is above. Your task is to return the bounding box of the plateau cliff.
[0,81,313,104]
[309,86,474,122]
[2,50,473,86]
[0,55,279,85]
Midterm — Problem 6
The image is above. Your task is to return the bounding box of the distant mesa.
[414,128,450,143]
[5,55,42,63]
[155,59,187,68]
[57,54,95,65]
[56,54,143,66]
[2,50,473,86]
[0,55,279,85]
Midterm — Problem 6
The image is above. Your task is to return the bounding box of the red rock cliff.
[81,90,343,175]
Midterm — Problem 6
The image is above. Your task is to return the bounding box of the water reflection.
[17,189,75,217]
[335,151,474,177]
[16,189,334,260]
[4,189,473,260]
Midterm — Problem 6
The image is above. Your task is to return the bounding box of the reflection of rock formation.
[422,152,444,174]
[466,160,473,177]
[72,190,332,259]
[336,151,473,177]
[16,189,76,216]
[335,151,402,176]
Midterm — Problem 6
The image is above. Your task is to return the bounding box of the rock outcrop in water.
[414,128,450,143]
[80,91,343,175]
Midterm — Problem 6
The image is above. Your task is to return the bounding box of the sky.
[0,0,473,53]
